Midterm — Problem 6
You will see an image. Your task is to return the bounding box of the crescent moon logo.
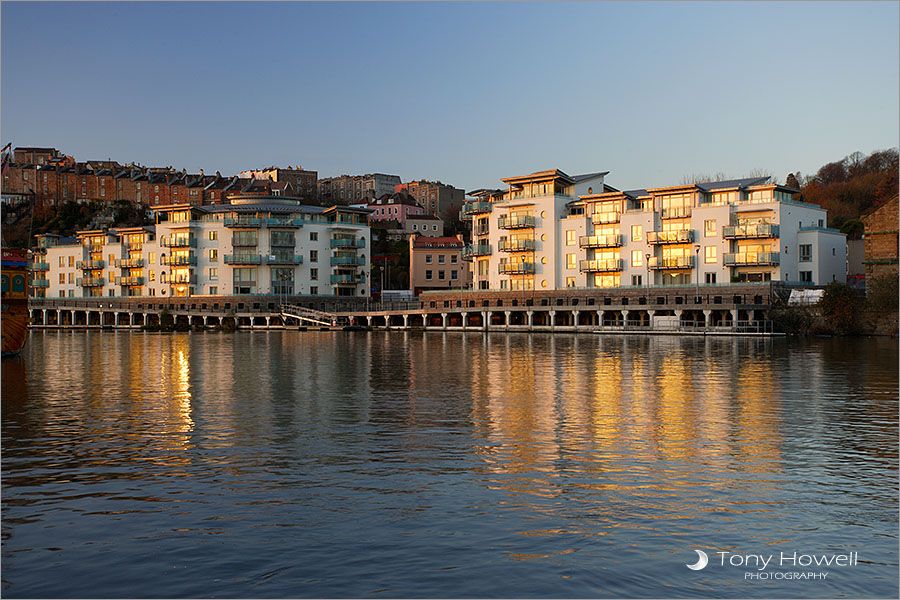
[686,549,709,570]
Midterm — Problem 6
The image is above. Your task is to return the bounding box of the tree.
[785,172,802,189]
[819,281,862,335]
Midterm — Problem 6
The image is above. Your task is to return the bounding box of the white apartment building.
[462,171,846,291]
[33,196,371,299]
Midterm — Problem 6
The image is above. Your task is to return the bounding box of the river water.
[2,330,897,598]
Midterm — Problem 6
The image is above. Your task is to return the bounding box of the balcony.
[331,238,365,248]
[116,258,144,268]
[660,206,692,219]
[32,279,50,288]
[497,215,536,229]
[77,277,105,287]
[224,217,261,228]
[723,224,780,239]
[225,254,262,265]
[579,234,623,248]
[462,243,492,260]
[30,262,50,271]
[460,201,492,219]
[266,218,303,228]
[646,230,694,245]
[122,242,143,251]
[169,274,197,285]
[591,212,620,225]
[724,252,780,266]
[498,262,535,275]
[266,254,304,265]
[160,236,197,248]
[76,259,105,269]
[116,276,144,286]
[86,245,104,254]
[330,256,365,266]
[648,256,695,270]
[161,255,197,266]
[498,239,535,252]
[579,258,624,273]
[331,273,365,285]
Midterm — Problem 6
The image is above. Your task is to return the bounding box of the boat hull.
[2,248,30,357]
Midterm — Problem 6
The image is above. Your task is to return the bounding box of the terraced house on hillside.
[461,170,846,291]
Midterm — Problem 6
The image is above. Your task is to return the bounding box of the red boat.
[2,247,30,357]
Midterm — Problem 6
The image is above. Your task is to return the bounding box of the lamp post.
[645,253,651,290]
[521,255,526,311]
[694,244,701,303]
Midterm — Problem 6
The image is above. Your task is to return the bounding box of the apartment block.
[396,179,465,218]
[462,171,846,291]
[239,166,318,202]
[35,196,371,299]
[318,173,401,205]
[409,234,471,295]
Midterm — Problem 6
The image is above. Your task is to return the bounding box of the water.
[2,330,897,598]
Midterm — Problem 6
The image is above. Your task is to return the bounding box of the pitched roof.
[412,235,463,248]
[695,177,769,192]
[572,171,610,182]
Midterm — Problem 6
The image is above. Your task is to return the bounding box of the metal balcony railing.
[115,258,144,268]
[462,244,492,259]
[460,201,492,218]
[77,277,105,287]
[115,276,144,286]
[224,217,262,228]
[160,237,197,248]
[225,254,262,265]
[161,255,197,266]
[266,218,303,228]
[498,262,535,274]
[498,239,535,252]
[330,256,365,266]
[331,274,365,284]
[723,224,780,239]
[724,252,780,266]
[266,254,304,265]
[169,274,197,285]
[497,215,536,229]
[331,238,365,248]
[648,256,695,270]
[76,259,106,270]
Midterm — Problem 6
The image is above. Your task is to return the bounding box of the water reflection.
[2,331,897,599]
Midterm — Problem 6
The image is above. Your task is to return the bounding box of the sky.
[2,1,898,193]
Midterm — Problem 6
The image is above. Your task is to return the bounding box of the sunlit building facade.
[35,196,371,299]
[462,172,846,290]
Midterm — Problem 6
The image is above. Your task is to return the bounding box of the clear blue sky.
[2,1,898,192]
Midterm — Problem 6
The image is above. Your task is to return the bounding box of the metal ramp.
[281,303,350,327]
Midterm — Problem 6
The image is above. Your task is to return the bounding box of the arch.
[252,316,267,327]
[205,315,221,328]
[388,314,405,327]
[406,313,424,327]
[131,313,145,327]
[489,311,506,326]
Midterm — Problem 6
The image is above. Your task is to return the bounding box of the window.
[704,220,716,237]
[310,250,318,262]
[209,268,218,281]
[209,286,218,295]
[631,274,642,286]
[438,270,445,280]
[566,276,576,288]
[59,256,65,267]
[451,270,458,280]
[310,268,318,280]
[209,249,218,262]
[149,252,155,265]
[209,231,218,241]
[631,225,642,241]
[310,286,318,295]
[68,256,75,267]
[432,225,437,231]
[148,288,155,297]
[566,230,576,246]
[425,270,432,280]
[438,255,445,264]
[451,255,457,264]
[800,271,812,283]
[425,255,432,264]
[566,253,576,269]
[705,273,717,284]
[149,271,155,282]
[59,273,65,284]
[310,232,318,241]
[799,244,812,262]
[412,224,417,230]
[705,246,717,263]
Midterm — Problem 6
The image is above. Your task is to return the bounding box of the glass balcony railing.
[591,212,620,225]
[76,259,106,270]
[498,262,535,275]
[579,259,624,272]
[579,234,623,248]
[460,201,492,218]
[331,273,365,285]
[498,239,535,252]
[116,276,144,286]
[724,252,780,266]
[31,279,50,288]
[723,224,780,239]
[77,277,105,287]
[331,238,365,248]
[648,256,695,270]
[646,230,694,245]
[266,218,303,228]
[161,255,197,266]
[160,237,197,248]
[115,258,144,268]
[266,254,304,265]
[224,217,262,228]
[30,262,50,271]
[225,254,261,265]
[169,274,197,285]
[660,206,692,219]
[462,244,492,259]
[497,215,536,229]
[330,256,365,266]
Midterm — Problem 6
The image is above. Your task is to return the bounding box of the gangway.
[281,303,350,327]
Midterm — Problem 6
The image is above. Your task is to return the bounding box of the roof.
[501,169,574,186]
[407,214,442,221]
[572,171,610,182]
[369,192,424,208]
[694,177,769,192]
[412,235,463,249]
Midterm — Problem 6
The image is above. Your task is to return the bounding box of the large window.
[704,219,717,237]
[705,246,717,264]
[632,250,643,267]
[631,225,642,241]
[566,253,576,269]
[799,244,812,262]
